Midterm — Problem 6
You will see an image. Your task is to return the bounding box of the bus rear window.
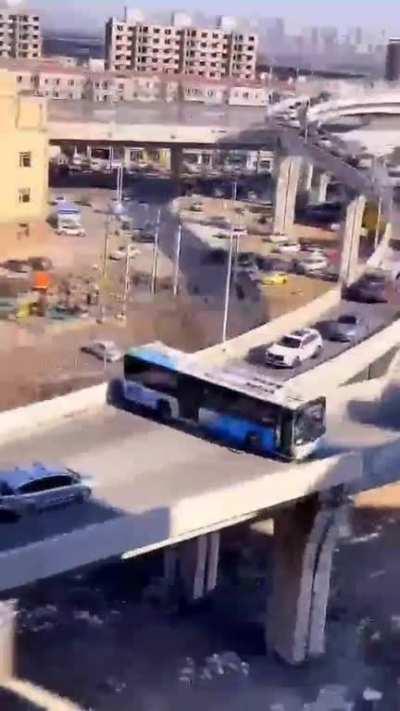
[124,357,178,395]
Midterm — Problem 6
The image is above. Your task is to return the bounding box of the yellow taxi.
[260,271,288,286]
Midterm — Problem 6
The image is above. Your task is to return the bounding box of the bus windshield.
[124,355,179,395]
[293,400,326,445]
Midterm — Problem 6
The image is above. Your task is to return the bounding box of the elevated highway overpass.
[308,91,400,124]
[1,100,398,665]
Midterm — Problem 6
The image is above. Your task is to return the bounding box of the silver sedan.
[0,465,92,520]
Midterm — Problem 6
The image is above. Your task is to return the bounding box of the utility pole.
[173,222,182,297]
[233,231,240,277]
[374,196,382,251]
[232,179,237,201]
[151,208,161,296]
[115,163,124,203]
[222,230,234,342]
[102,210,111,277]
[121,250,131,320]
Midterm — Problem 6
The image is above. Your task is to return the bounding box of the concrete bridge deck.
[0,400,361,592]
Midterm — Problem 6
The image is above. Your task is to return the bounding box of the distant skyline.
[12,0,400,35]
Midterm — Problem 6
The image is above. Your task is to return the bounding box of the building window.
[19,152,31,168]
[18,188,30,204]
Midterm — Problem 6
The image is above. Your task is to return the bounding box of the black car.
[345,274,388,303]
[28,256,53,271]
[202,248,227,265]
[2,259,31,274]
[238,252,257,268]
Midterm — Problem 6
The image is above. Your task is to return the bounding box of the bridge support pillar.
[297,160,314,210]
[315,172,330,203]
[0,601,15,681]
[170,146,183,193]
[272,156,302,235]
[339,195,366,287]
[267,495,345,665]
[172,532,221,601]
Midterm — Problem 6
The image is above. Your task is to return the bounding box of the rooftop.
[47,98,269,130]
[127,342,307,409]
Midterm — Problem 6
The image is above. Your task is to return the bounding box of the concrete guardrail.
[0,383,108,446]
[0,451,360,591]
[196,286,342,366]
[291,317,400,398]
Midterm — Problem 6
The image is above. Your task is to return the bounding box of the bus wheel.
[246,432,261,452]
[107,379,124,406]
[157,400,172,422]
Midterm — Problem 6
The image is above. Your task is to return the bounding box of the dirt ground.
[0,189,332,412]
[1,484,400,710]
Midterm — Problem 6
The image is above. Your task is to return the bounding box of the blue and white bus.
[120,342,326,462]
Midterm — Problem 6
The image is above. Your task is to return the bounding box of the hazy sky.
[20,0,400,34]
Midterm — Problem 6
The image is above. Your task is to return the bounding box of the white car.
[52,195,66,205]
[273,241,301,254]
[109,245,140,261]
[265,328,323,368]
[295,253,328,274]
[57,225,86,237]
[81,340,123,363]
[268,233,288,244]
[232,226,247,237]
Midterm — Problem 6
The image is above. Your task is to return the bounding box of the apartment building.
[105,14,258,80]
[0,58,268,107]
[180,76,268,106]
[0,9,41,60]
[36,67,86,100]
[0,70,47,223]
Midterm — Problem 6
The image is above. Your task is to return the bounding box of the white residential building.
[105,13,258,80]
[0,9,41,59]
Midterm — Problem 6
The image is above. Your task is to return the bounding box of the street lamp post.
[232,179,237,201]
[116,163,124,202]
[151,208,161,296]
[102,210,111,277]
[121,251,131,320]
[233,231,240,277]
[173,222,182,297]
[222,230,234,342]
[374,196,382,251]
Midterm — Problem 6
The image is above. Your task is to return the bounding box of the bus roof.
[126,342,312,410]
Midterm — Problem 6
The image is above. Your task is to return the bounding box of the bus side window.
[178,376,202,419]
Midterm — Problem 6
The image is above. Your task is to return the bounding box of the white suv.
[265,328,323,368]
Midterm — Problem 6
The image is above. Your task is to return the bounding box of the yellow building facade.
[0,71,48,223]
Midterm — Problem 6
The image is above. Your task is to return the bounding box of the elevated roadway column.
[296,160,314,210]
[170,145,184,194]
[339,195,366,287]
[267,494,345,665]
[0,601,15,681]
[164,532,220,601]
[272,156,302,235]
[315,172,330,203]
